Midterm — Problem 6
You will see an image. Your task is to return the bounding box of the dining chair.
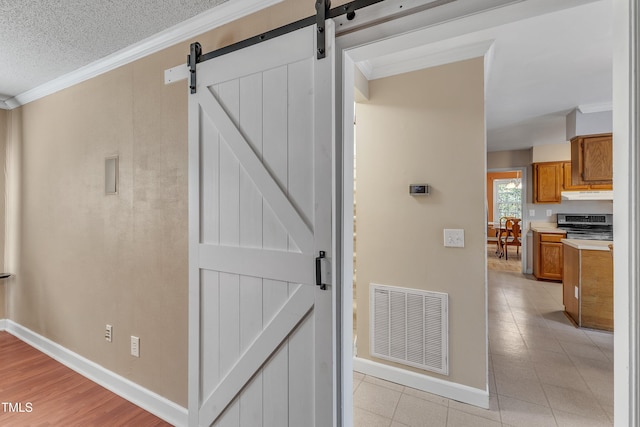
[500,217,522,260]
[496,216,509,257]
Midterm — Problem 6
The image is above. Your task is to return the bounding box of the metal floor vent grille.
[370,284,448,375]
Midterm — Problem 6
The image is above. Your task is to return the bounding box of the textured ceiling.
[0,0,228,98]
[356,0,612,151]
[0,0,613,153]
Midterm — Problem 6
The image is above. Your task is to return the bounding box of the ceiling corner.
[8,0,283,108]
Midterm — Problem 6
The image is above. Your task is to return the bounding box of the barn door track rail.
[187,0,386,93]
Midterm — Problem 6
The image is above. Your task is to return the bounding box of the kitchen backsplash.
[525,199,612,224]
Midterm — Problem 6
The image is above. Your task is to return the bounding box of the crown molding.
[3,0,282,110]
[578,102,613,114]
[0,95,10,109]
[356,39,495,81]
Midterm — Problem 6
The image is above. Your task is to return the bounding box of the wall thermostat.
[409,184,430,195]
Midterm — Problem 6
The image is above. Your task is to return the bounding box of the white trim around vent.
[2,320,187,427]
[370,283,448,375]
[353,356,489,409]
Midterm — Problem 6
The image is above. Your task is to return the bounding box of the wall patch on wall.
[105,156,119,195]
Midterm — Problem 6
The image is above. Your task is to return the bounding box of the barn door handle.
[316,251,327,290]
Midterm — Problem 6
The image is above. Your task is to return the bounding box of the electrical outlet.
[131,336,140,357]
[529,209,535,217]
[443,229,465,248]
[105,324,112,342]
[546,209,553,217]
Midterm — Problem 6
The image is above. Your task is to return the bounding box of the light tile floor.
[353,269,614,426]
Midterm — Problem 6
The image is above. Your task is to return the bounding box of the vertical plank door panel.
[189,22,334,427]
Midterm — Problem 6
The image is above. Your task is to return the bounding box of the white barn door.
[188,22,335,427]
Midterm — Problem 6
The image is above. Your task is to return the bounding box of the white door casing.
[188,22,335,427]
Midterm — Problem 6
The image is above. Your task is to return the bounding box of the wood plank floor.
[487,243,522,272]
[0,331,173,426]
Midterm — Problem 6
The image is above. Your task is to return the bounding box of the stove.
[557,213,613,241]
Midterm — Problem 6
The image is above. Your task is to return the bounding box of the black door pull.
[316,251,327,290]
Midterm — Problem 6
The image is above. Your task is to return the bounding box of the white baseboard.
[3,320,187,426]
[353,357,489,409]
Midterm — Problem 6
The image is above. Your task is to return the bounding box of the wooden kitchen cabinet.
[563,243,613,331]
[533,162,563,204]
[571,133,613,185]
[563,162,612,191]
[563,245,580,322]
[534,161,613,203]
[533,231,564,282]
[562,162,589,191]
[587,181,613,190]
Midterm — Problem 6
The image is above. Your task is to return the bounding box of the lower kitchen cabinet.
[562,242,614,331]
[533,231,564,282]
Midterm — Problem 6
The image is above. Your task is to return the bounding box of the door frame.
[487,166,528,273]
[335,1,639,426]
[612,0,639,425]
[338,30,496,419]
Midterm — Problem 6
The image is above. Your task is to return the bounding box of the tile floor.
[353,269,614,426]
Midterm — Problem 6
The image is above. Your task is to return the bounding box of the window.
[494,178,522,219]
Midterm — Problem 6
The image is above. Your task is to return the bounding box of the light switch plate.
[529,209,535,217]
[444,229,464,248]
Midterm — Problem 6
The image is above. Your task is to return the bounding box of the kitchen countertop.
[561,239,613,251]
[531,227,567,234]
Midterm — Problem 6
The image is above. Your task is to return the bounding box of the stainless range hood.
[561,190,613,201]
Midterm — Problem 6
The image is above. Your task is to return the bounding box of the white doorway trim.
[341,36,494,413]
[612,0,639,425]
[336,8,502,425]
[335,0,638,426]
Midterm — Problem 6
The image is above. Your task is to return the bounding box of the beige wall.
[531,142,571,163]
[487,148,532,169]
[355,58,487,390]
[4,0,344,407]
[11,48,190,406]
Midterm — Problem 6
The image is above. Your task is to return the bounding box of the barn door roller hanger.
[315,0,330,59]
[187,0,387,93]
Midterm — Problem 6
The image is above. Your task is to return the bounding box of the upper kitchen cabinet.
[533,160,613,204]
[562,162,590,191]
[533,161,563,203]
[571,133,613,186]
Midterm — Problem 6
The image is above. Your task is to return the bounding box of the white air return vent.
[370,284,448,375]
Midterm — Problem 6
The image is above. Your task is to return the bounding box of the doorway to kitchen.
[487,168,526,273]
[339,1,629,424]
